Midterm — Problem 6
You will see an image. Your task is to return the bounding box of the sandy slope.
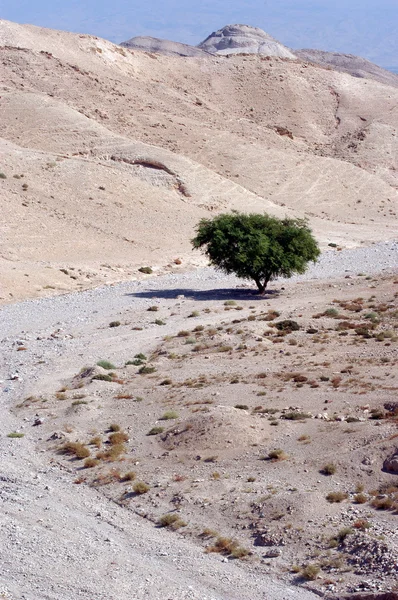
[0,19,397,306]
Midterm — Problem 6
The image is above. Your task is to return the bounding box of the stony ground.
[1,245,397,599]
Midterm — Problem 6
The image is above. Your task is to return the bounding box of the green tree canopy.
[191,212,320,293]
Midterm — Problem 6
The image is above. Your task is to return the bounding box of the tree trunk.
[254,277,268,294]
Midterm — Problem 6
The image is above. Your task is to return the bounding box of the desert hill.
[197,24,296,58]
[120,35,210,58]
[295,48,398,89]
[0,18,397,303]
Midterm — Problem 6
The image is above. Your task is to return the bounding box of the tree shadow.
[126,287,280,302]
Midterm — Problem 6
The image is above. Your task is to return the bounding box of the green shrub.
[97,360,116,370]
[160,410,178,420]
[7,432,24,438]
[275,320,300,332]
[92,374,113,382]
[139,267,153,274]
[147,427,164,435]
[138,365,156,374]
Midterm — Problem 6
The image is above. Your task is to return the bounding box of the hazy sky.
[1,0,397,66]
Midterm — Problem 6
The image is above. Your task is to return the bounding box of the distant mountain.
[295,49,398,88]
[120,36,209,58]
[387,66,398,74]
[197,24,296,58]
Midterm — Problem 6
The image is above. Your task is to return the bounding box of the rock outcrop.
[198,24,296,58]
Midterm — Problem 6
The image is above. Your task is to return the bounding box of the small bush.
[133,481,150,495]
[97,360,116,370]
[235,404,249,410]
[275,320,300,332]
[268,448,288,461]
[109,431,129,445]
[121,471,136,481]
[177,330,190,337]
[109,423,121,432]
[147,305,159,312]
[160,410,178,420]
[326,491,348,503]
[301,564,320,581]
[90,436,102,448]
[158,514,187,529]
[321,463,337,476]
[61,441,90,459]
[97,443,126,461]
[206,536,249,559]
[147,427,164,436]
[224,300,237,306]
[138,365,156,374]
[84,457,99,468]
[370,497,394,510]
[336,527,353,542]
[7,432,24,438]
[0,172,7,179]
[109,321,121,328]
[92,374,113,382]
[138,266,153,274]
[353,493,368,504]
[126,359,145,366]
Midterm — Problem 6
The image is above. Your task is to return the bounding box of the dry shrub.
[267,448,288,461]
[206,536,249,558]
[89,436,102,448]
[84,457,99,468]
[326,491,348,503]
[60,441,90,459]
[300,564,320,581]
[96,443,126,461]
[109,423,121,432]
[109,431,129,445]
[321,463,337,476]
[158,514,187,529]
[353,493,368,504]
[121,471,136,481]
[133,481,150,495]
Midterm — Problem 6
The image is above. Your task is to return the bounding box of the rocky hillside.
[295,49,398,88]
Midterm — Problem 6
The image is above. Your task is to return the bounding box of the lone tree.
[191,212,320,293]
